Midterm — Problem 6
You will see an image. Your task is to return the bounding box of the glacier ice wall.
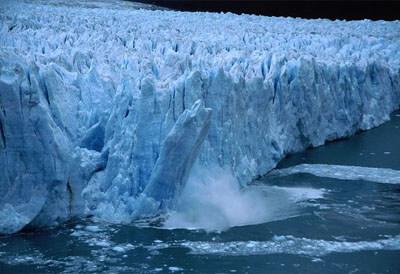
[0,0,399,233]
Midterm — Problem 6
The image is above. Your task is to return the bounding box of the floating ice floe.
[268,164,400,184]
[149,235,400,257]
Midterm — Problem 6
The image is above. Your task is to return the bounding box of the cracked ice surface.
[0,0,399,233]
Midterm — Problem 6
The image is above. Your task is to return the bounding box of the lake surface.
[1,111,399,274]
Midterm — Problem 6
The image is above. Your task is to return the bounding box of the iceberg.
[0,0,399,233]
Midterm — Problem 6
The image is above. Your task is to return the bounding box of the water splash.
[164,167,325,231]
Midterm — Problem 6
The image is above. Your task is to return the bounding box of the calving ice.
[0,0,400,234]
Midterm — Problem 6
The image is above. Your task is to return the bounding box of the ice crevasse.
[0,0,399,234]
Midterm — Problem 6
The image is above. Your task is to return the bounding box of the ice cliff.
[0,0,399,234]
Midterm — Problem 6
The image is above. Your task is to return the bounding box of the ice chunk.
[168,267,184,272]
[144,100,212,204]
[133,100,212,218]
[112,246,126,253]
[85,225,102,233]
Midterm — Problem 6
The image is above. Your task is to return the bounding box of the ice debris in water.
[0,0,399,233]
[112,246,126,253]
[85,225,102,232]
[269,164,400,184]
[168,266,184,272]
[148,235,400,257]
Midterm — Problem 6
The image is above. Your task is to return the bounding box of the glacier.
[0,0,399,234]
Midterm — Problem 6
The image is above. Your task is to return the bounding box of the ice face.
[0,55,72,233]
[139,100,212,212]
[0,0,399,233]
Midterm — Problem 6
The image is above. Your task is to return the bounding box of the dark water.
[0,111,399,274]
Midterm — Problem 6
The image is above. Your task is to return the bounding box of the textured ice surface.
[0,0,399,233]
[269,164,400,184]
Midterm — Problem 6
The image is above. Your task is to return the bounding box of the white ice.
[150,235,400,257]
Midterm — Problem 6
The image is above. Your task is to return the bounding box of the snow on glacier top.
[1,0,399,92]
